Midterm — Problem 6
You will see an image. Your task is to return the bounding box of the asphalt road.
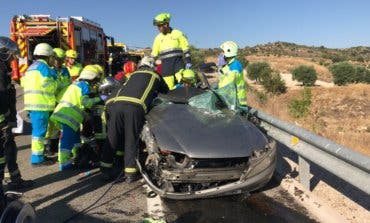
[9,85,319,223]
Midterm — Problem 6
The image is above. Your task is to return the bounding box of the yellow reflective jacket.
[151,29,190,60]
[66,62,82,79]
[50,81,100,131]
[218,58,246,106]
[23,59,57,111]
[55,66,71,102]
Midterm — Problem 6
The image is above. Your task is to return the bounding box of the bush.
[330,62,355,85]
[237,55,249,68]
[261,72,287,94]
[288,88,312,118]
[189,45,205,69]
[247,62,272,83]
[292,65,317,86]
[354,65,370,84]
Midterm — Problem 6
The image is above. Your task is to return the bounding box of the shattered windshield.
[188,82,239,114]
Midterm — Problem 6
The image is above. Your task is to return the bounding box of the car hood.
[146,103,268,158]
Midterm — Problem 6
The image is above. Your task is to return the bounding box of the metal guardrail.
[243,107,370,194]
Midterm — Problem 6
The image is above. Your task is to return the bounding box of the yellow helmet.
[53,48,65,59]
[65,49,78,59]
[78,65,100,80]
[153,13,171,26]
[175,69,196,84]
[94,64,104,76]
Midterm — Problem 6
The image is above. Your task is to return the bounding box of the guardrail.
[242,107,370,194]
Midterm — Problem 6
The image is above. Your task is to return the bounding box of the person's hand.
[218,54,226,67]
[100,95,108,102]
[185,63,192,69]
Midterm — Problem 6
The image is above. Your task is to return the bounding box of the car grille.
[192,157,249,168]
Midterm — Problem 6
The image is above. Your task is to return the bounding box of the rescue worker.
[174,69,197,88]
[218,41,247,106]
[114,61,137,83]
[64,49,82,81]
[50,65,104,170]
[23,43,58,165]
[100,56,168,183]
[151,13,192,90]
[44,48,71,157]
[0,37,33,195]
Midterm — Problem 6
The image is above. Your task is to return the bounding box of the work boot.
[7,178,34,190]
[125,172,141,184]
[31,156,56,167]
[100,167,120,182]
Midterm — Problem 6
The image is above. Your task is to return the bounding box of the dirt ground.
[247,75,370,156]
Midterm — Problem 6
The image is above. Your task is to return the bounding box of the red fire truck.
[10,14,108,81]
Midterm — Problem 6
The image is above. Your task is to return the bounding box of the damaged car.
[138,73,277,200]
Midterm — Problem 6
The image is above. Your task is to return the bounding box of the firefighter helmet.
[182,69,197,84]
[53,48,65,59]
[153,13,171,26]
[138,56,154,69]
[0,36,20,61]
[220,41,238,58]
[33,43,54,57]
[65,49,78,59]
[99,76,119,95]
[94,64,105,76]
[78,65,100,80]
[123,61,137,74]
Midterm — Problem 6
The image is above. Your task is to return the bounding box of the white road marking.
[143,183,166,220]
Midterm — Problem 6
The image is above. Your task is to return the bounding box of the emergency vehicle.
[107,42,144,75]
[10,14,108,81]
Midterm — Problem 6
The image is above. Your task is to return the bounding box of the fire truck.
[10,14,109,81]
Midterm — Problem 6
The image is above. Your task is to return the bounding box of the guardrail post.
[298,156,310,190]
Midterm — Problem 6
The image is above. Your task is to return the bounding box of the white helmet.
[138,56,155,69]
[220,41,238,58]
[34,43,54,56]
[78,65,100,80]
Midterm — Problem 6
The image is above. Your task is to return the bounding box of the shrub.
[261,72,287,94]
[247,62,272,83]
[354,65,370,84]
[292,65,317,86]
[329,62,355,85]
[288,88,312,118]
[189,45,205,69]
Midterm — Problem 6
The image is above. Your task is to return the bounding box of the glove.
[218,54,226,67]
[185,63,192,69]
[100,95,108,102]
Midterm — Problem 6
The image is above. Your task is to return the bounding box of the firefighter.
[174,69,197,88]
[218,41,247,106]
[100,56,168,183]
[114,61,137,83]
[50,65,104,171]
[151,13,192,90]
[0,37,34,195]
[65,49,82,81]
[22,43,58,165]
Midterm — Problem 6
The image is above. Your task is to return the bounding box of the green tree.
[329,62,355,85]
[292,65,317,86]
[261,72,287,94]
[247,62,272,83]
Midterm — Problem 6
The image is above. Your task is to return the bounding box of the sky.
[1,0,369,49]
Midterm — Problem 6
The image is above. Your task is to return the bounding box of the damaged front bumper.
[138,143,277,200]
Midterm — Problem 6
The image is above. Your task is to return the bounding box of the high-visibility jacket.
[151,29,191,76]
[218,58,247,106]
[55,66,71,102]
[106,69,169,113]
[23,59,57,111]
[50,81,101,132]
[65,62,82,80]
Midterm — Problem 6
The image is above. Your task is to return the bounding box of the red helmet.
[123,61,137,74]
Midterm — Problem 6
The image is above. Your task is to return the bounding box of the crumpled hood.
[146,104,268,158]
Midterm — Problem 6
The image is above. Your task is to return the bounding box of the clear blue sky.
[1,0,369,49]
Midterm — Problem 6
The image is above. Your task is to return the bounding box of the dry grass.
[248,84,370,156]
[246,55,333,82]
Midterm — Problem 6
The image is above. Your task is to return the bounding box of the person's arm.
[151,35,160,59]
[178,30,191,64]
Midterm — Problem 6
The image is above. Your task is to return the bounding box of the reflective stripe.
[0,114,4,123]
[59,101,84,117]
[116,151,124,156]
[160,52,184,60]
[52,113,80,130]
[141,75,156,104]
[0,157,5,164]
[125,167,137,173]
[159,47,182,54]
[100,161,113,168]
[24,104,55,110]
[24,90,55,97]
[108,96,147,112]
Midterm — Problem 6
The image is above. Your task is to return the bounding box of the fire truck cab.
[10,14,108,81]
